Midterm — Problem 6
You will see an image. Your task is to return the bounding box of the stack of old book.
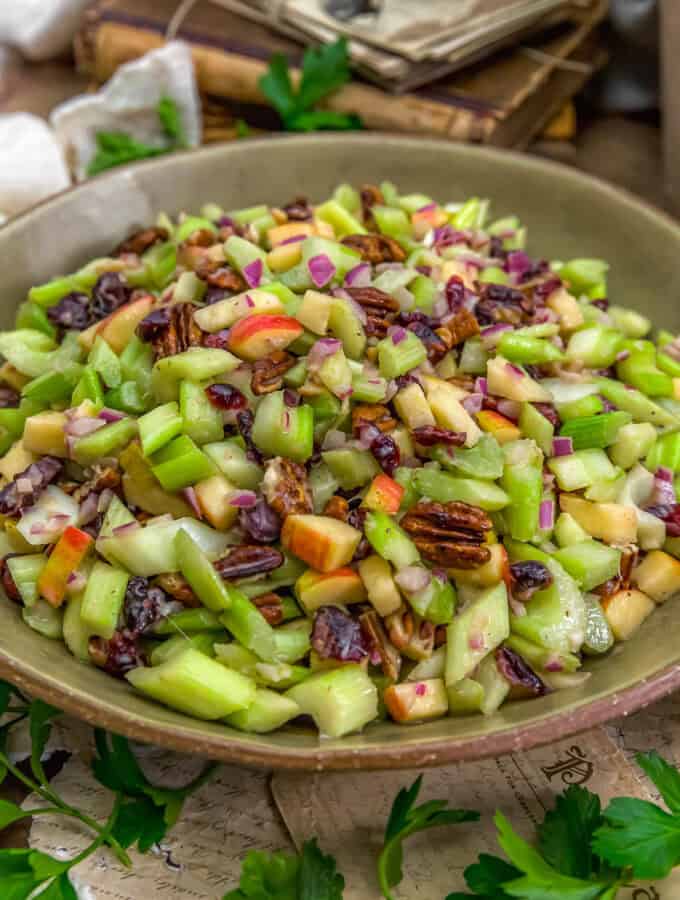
[75,0,608,147]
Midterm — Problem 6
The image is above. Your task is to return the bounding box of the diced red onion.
[657,466,674,483]
[505,362,525,378]
[417,202,437,213]
[16,478,33,494]
[307,338,342,372]
[112,521,141,536]
[415,682,427,697]
[496,399,521,421]
[65,416,106,438]
[474,377,488,396]
[505,250,533,279]
[358,424,381,450]
[307,254,336,288]
[480,323,513,349]
[394,566,431,593]
[229,490,258,508]
[344,263,371,288]
[98,408,125,424]
[243,258,263,289]
[77,492,100,525]
[552,436,573,457]
[388,326,407,345]
[539,499,555,530]
[279,234,306,245]
[181,486,202,518]
[462,393,483,415]
[468,632,485,651]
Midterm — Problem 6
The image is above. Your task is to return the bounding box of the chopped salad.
[0,183,678,738]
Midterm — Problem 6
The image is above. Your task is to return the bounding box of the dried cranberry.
[0,456,63,516]
[47,292,92,331]
[136,307,171,342]
[415,265,432,276]
[282,196,313,221]
[283,389,301,407]
[495,646,547,697]
[0,554,21,603]
[444,275,466,312]
[91,630,145,677]
[474,283,531,326]
[91,272,131,321]
[411,426,466,447]
[205,383,247,410]
[509,560,553,602]
[591,297,610,311]
[647,504,680,536]
[532,402,561,429]
[533,277,562,302]
[489,236,507,260]
[311,606,369,662]
[404,319,448,363]
[237,409,262,463]
[203,329,231,350]
[0,387,20,408]
[204,287,229,305]
[124,576,167,634]
[370,432,400,476]
[239,499,282,543]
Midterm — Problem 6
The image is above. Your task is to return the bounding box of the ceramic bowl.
[1,134,679,770]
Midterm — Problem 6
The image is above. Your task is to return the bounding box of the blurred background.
[0,0,675,221]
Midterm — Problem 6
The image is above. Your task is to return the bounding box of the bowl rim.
[2,133,680,770]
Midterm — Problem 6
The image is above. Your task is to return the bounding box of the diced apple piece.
[267,242,303,273]
[421,376,480,447]
[601,588,655,640]
[546,285,584,332]
[78,319,102,352]
[363,474,404,514]
[296,290,334,334]
[487,356,552,402]
[411,207,448,239]
[193,289,284,333]
[227,314,303,361]
[632,550,680,603]
[97,294,155,353]
[22,411,68,457]
[448,543,509,588]
[384,678,448,723]
[393,383,436,430]
[559,495,638,545]
[295,567,366,613]
[476,410,521,445]
[193,474,239,530]
[358,554,402,616]
[0,442,36,483]
[37,526,93,607]
[281,514,361,573]
[267,222,316,246]
[441,259,476,291]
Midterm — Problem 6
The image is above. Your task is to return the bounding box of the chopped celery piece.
[138,401,183,456]
[598,377,678,428]
[104,381,147,415]
[351,372,388,403]
[477,654,510,716]
[434,433,504,480]
[399,193,432,214]
[28,275,78,308]
[559,411,631,450]
[153,607,224,635]
[501,440,543,541]
[152,348,240,403]
[314,199,366,237]
[479,267,509,286]
[229,204,268,225]
[328,295,366,360]
[584,470,625,502]
[556,394,604,421]
[179,381,224,445]
[377,331,427,379]
[407,572,456,625]
[251,391,314,463]
[582,594,614,655]
[617,350,673,397]
[71,366,104,409]
[127,647,256,719]
[548,448,618,491]
[364,510,420,570]
[143,241,177,288]
[88,336,121,389]
[518,403,554,456]
[6,554,46,607]
[176,216,217,242]
[332,183,360,213]
[445,583,509,685]
[150,631,222,666]
[450,197,488,229]
[284,665,378,738]
[566,326,623,367]
[80,561,129,639]
[609,422,657,469]
[15,302,56,340]
[322,448,379,490]
[203,439,263,489]
[413,467,510,511]
[552,540,621,591]
[657,350,680,377]
[372,205,411,239]
[554,512,590,548]
[645,431,680,473]
[458,338,489,375]
[558,258,609,295]
[72,417,137,465]
[609,306,651,338]
[504,635,580,674]
[151,435,217,491]
[175,530,232,612]
[272,620,312,664]
[447,677,485,716]
[498,332,564,365]
[23,599,63,639]
[220,590,276,661]
[225,688,300,733]
[63,594,92,662]
[23,368,81,407]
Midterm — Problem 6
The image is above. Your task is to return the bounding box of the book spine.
[76,18,496,142]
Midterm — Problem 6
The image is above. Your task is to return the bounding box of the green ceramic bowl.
[1,135,679,770]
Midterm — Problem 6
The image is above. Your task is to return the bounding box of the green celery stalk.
[151,348,240,403]
[646,431,680,472]
[143,241,177,288]
[617,350,673,397]
[478,266,509,285]
[501,441,543,541]
[657,350,680,377]
[80,561,129,639]
[556,394,604,421]
[203,439,262,489]
[104,381,147,415]
[559,410,632,450]
[433,433,504,480]
[150,631,223,666]
[119,336,154,398]
[23,367,82,406]
[350,372,387,404]
[407,572,456,625]
[175,216,217,242]
[88,336,121,389]
[598,377,679,428]
[609,422,657,469]
[371,205,410,239]
[377,331,427,379]
[6,554,46,607]
[364,510,420,569]
[565,326,623,367]
[175,530,232,612]
[71,366,104,409]
[458,338,489,375]
[497,332,564,365]
[15,302,57,339]
[28,275,78,308]
[283,358,307,388]
[151,435,217,491]
[552,540,621,591]
[72,417,137,465]
[413,468,510,511]
[220,590,277,662]
[558,258,609,295]
[314,199,366,237]
[153,607,224,635]
[224,235,270,281]
[516,403,553,456]
[138,401,183,457]
[609,306,651,338]
[251,391,314,463]
[179,381,224,445]
[331,184,360,213]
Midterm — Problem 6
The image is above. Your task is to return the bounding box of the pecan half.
[475,283,535,327]
[282,195,313,221]
[352,403,396,435]
[360,184,384,229]
[360,609,401,681]
[262,457,313,520]
[323,495,350,521]
[594,544,636,597]
[151,302,205,359]
[385,607,435,661]
[155,572,200,607]
[364,315,391,338]
[345,286,400,315]
[252,592,284,626]
[401,500,492,569]
[183,228,218,248]
[252,351,297,396]
[214,545,284,580]
[341,234,406,264]
[115,226,168,257]
[442,308,480,346]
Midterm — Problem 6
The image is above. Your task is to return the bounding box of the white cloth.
[50,41,202,182]
[0,113,71,221]
[0,0,90,61]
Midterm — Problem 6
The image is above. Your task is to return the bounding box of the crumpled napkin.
[0,113,71,223]
[51,41,202,182]
[0,0,90,61]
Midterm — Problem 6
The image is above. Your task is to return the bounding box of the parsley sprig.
[258,38,362,132]
[87,96,187,177]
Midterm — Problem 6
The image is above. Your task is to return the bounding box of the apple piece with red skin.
[282,514,361,573]
[363,474,404,515]
[227,314,304,362]
[79,294,154,353]
[476,410,522,445]
[295,567,367,613]
[411,207,448,240]
[384,678,449,723]
[37,525,94,607]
